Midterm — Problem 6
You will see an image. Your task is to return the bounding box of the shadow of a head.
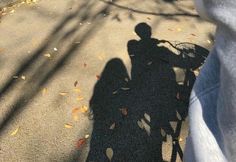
[135,22,152,40]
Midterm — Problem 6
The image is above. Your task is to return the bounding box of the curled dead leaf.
[77,138,86,149]
[65,123,73,129]
[44,53,51,58]
[77,96,84,101]
[81,105,88,113]
[59,92,68,96]
[106,148,114,161]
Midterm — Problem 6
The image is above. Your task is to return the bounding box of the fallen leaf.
[59,92,68,96]
[10,10,15,13]
[137,120,144,129]
[72,108,80,121]
[21,75,26,80]
[83,63,87,67]
[65,123,73,129]
[85,134,90,139]
[112,90,118,95]
[10,127,19,136]
[179,137,183,142]
[77,138,86,149]
[81,105,88,113]
[44,53,51,58]
[121,87,130,91]
[144,113,151,122]
[106,148,114,161]
[53,47,58,51]
[141,119,151,136]
[191,33,197,36]
[96,75,100,80]
[147,17,151,20]
[109,123,116,130]
[73,88,81,93]
[74,81,78,87]
[120,108,128,116]
[77,96,84,101]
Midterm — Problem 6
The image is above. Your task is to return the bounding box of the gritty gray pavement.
[0,0,215,161]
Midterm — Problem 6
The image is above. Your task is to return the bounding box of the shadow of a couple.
[86,23,208,162]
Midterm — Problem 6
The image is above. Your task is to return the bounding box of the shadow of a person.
[86,58,131,162]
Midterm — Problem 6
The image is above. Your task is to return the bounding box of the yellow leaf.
[106,148,114,161]
[77,96,84,101]
[179,137,183,142]
[10,127,19,136]
[21,75,26,80]
[65,123,73,129]
[73,88,81,93]
[80,106,88,113]
[59,92,68,96]
[207,40,211,44]
[44,53,51,58]
[72,108,80,121]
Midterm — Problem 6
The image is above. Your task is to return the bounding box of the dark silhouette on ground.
[86,23,209,162]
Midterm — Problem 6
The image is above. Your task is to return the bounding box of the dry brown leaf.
[144,113,151,122]
[74,81,78,87]
[59,92,68,96]
[77,96,84,101]
[65,123,73,129]
[137,120,144,129]
[120,108,128,116]
[112,90,118,95]
[81,105,88,113]
[44,53,51,58]
[121,87,130,91]
[10,127,19,136]
[109,123,116,130]
[106,148,114,161]
[83,63,87,67]
[72,108,80,121]
[21,75,26,80]
[179,137,183,142]
[77,138,86,149]
[96,75,101,80]
[85,134,90,139]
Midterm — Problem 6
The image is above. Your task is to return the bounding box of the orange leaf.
[72,108,80,121]
[77,138,86,149]
[120,108,128,116]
